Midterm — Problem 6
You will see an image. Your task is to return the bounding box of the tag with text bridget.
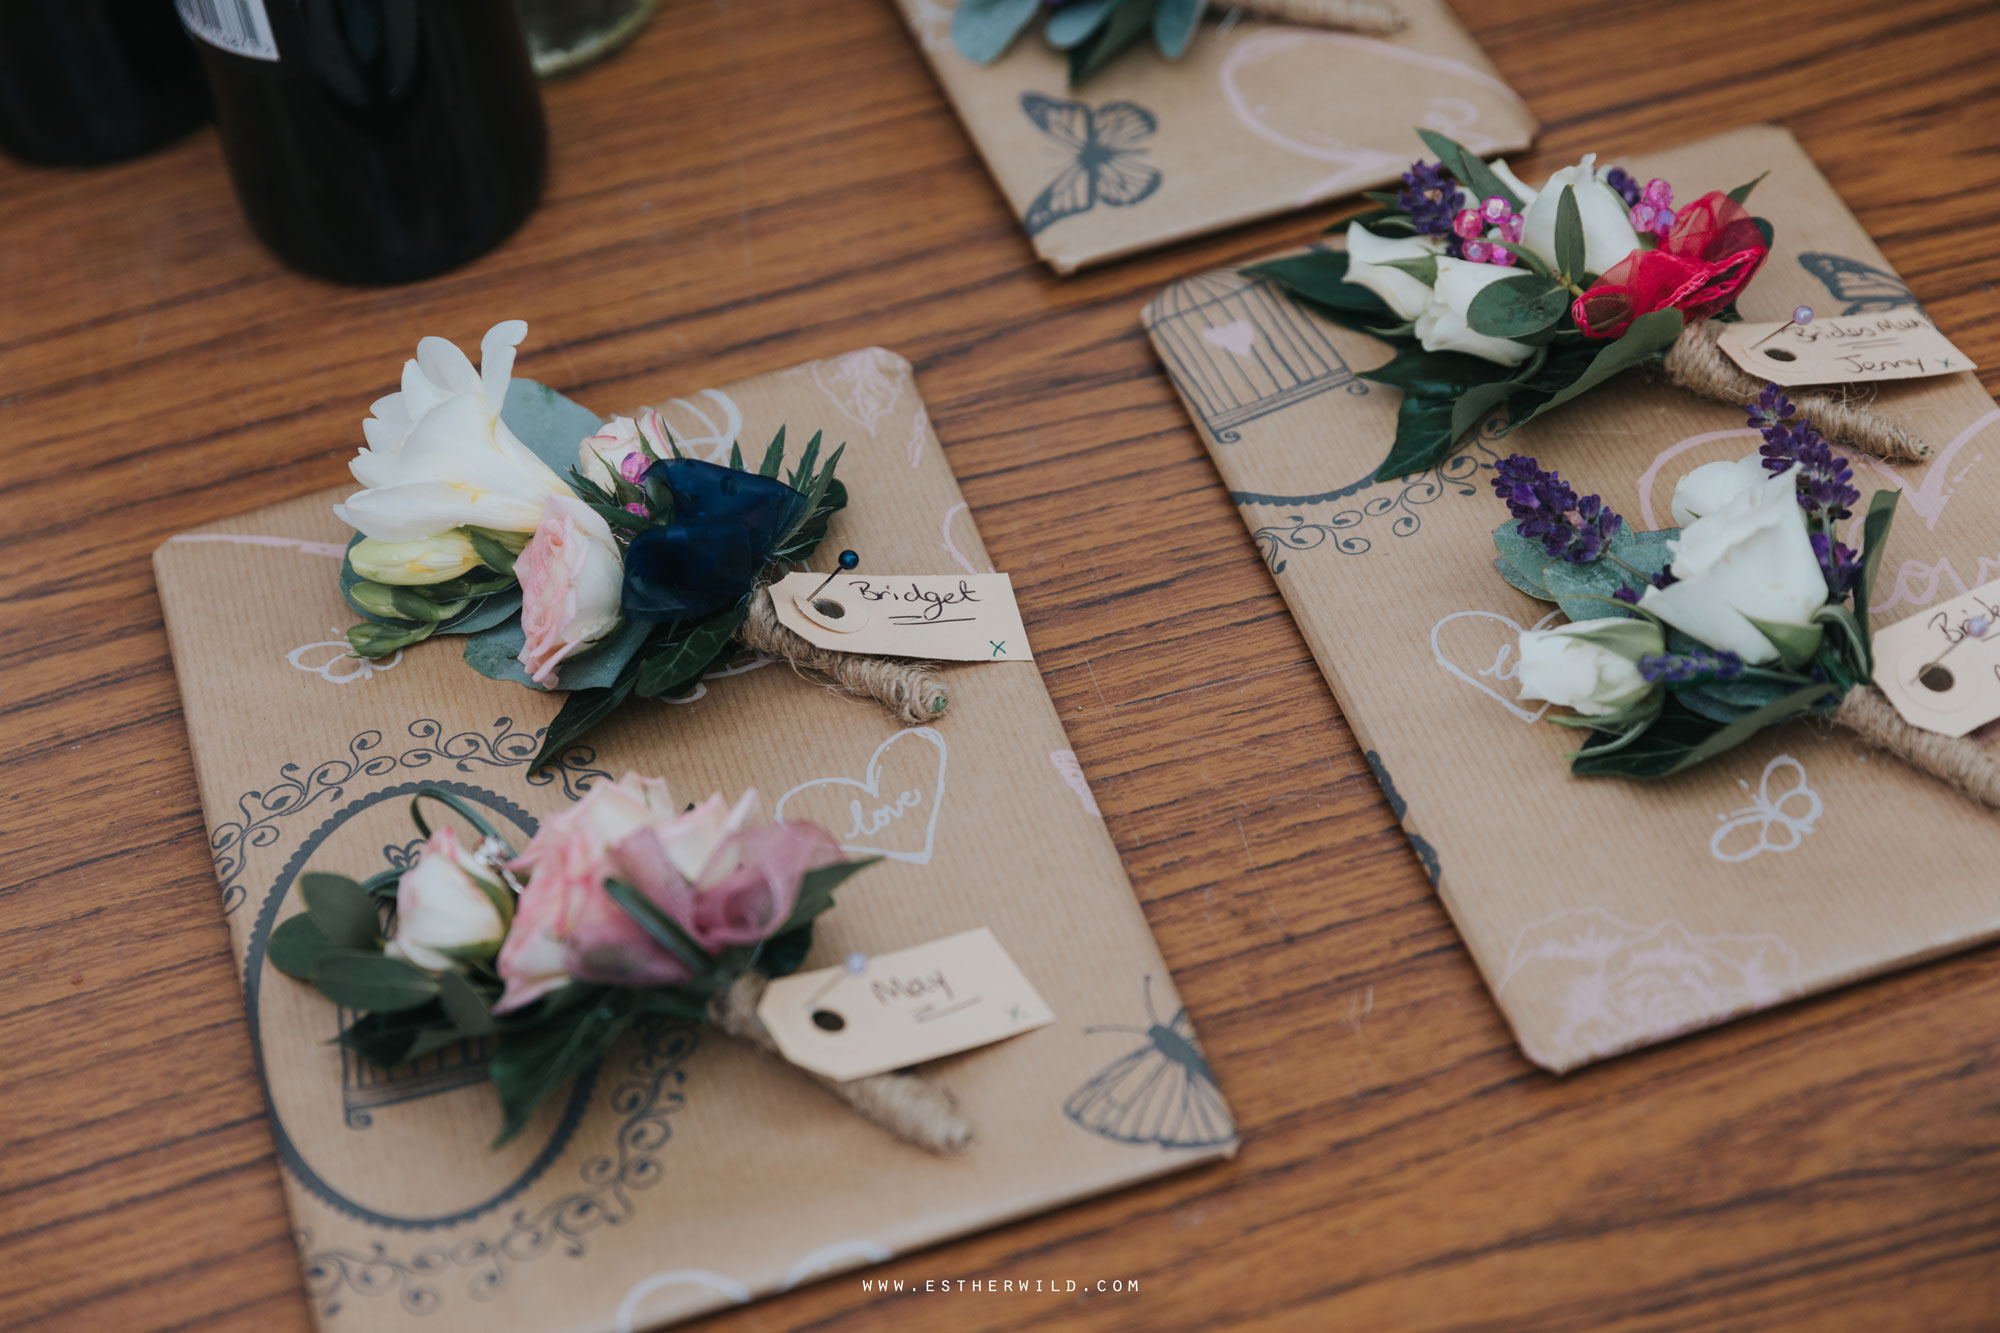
[770,572,1033,662]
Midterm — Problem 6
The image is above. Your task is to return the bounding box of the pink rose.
[611,795,842,954]
[514,494,624,688]
[577,411,670,491]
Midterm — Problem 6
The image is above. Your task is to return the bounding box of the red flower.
[1572,191,1769,339]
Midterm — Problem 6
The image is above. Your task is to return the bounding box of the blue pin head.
[837,549,859,571]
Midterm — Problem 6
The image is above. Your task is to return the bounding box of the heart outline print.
[1430,609,1561,722]
[774,727,947,865]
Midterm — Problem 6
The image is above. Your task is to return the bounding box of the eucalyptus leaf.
[500,378,605,479]
[1492,523,1556,599]
[1542,561,1640,624]
[1495,557,1548,600]
[462,612,652,692]
[952,0,1040,61]
[1607,525,1678,584]
[1152,0,1205,57]
[1066,0,1151,84]
[1045,0,1117,48]
[301,873,381,950]
[1465,273,1569,338]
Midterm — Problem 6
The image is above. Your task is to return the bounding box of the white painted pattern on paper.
[286,629,401,685]
[775,727,948,865]
[1051,750,1101,816]
[781,1239,894,1290]
[1711,755,1822,863]
[1430,608,1561,723]
[808,347,906,437]
[1497,908,1801,1065]
[655,390,743,463]
[613,1270,751,1332]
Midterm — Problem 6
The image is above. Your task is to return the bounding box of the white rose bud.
[384,827,510,973]
[1343,222,1444,322]
[1519,153,1643,277]
[1517,617,1665,717]
[1487,159,1539,210]
[1669,452,1771,526]
[1414,257,1538,366]
[1641,464,1828,664]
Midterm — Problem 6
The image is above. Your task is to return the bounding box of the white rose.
[384,827,510,972]
[1669,452,1771,526]
[1343,222,1443,322]
[1518,153,1642,277]
[1517,617,1665,717]
[334,321,572,543]
[579,411,671,491]
[1414,257,1537,366]
[1641,465,1828,664]
[515,494,627,687]
[1487,159,1539,210]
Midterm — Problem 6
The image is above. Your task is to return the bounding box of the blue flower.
[621,459,808,621]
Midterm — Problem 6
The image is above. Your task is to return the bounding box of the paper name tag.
[757,927,1055,1082]
[1871,580,2000,737]
[769,572,1033,662]
[1718,312,1975,387]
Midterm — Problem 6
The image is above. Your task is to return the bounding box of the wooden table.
[7,0,2000,1328]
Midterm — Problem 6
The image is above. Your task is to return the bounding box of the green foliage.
[1553,186,1585,284]
[1466,273,1570,338]
[952,0,1041,61]
[1414,130,1522,212]
[1569,684,1835,778]
[311,951,440,1013]
[1242,252,1394,324]
[302,873,381,951]
[1853,488,1899,665]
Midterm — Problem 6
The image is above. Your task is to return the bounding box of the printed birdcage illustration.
[1147,270,1365,444]
[338,1006,492,1128]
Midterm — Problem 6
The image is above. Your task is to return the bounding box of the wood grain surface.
[5,1,2000,1329]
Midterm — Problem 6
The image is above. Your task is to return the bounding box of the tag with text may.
[757,927,1055,1082]
[1718,311,1975,387]
[769,572,1032,662]
[1871,579,2000,737]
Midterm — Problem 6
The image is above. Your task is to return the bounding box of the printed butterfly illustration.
[1064,975,1234,1149]
[1020,93,1162,237]
[1798,253,1924,316]
[1710,754,1823,864]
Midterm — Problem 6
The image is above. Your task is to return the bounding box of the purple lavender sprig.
[1638,650,1745,686]
[1747,383,1864,593]
[1397,159,1465,240]
[1494,454,1624,563]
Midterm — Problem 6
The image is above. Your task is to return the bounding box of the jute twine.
[1659,320,1932,463]
[1226,0,1405,33]
[708,973,974,1155]
[736,586,950,725]
[1835,685,2000,810]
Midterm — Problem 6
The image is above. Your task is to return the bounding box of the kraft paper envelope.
[893,0,1536,272]
[1145,124,2000,1072]
[152,348,1236,1333]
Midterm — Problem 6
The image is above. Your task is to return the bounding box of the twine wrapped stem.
[735,583,949,725]
[1222,0,1405,33]
[1835,685,2000,810]
[707,973,974,1154]
[1659,320,1932,463]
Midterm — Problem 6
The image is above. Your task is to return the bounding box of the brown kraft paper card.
[1145,124,2000,1072]
[893,0,1537,272]
[152,348,1236,1333]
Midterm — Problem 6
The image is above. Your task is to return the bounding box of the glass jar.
[512,0,659,79]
